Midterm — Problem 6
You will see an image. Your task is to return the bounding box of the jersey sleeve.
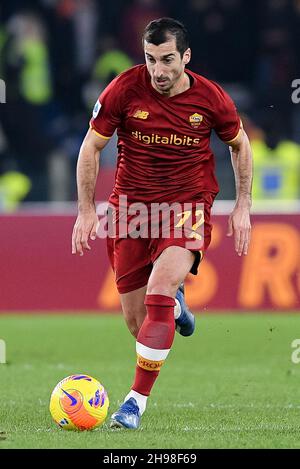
[211,82,241,143]
[89,75,124,139]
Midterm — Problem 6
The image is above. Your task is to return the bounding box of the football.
[49,374,109,431]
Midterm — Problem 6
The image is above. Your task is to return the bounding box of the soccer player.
[72,18,253,429]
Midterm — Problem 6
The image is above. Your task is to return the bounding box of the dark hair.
[142,17,189,58]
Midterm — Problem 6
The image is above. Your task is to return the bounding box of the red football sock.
[131,294,176,397]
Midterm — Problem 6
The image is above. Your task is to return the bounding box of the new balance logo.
[133,110,149,119]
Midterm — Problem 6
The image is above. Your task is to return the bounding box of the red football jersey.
[90,64,240,205]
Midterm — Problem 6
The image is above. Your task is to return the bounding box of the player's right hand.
[72,211,99,256]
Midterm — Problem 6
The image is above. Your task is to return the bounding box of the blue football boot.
[175,283,195,337]
[110,398,141,429]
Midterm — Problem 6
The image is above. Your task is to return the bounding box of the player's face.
[144,38,191,95]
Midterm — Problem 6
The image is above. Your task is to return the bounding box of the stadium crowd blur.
[0,0,300,209]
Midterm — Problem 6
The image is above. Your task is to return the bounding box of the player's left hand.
[226,206,251,256]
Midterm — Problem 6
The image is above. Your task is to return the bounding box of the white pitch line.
[171,403,300,410]
[183,424,300,432]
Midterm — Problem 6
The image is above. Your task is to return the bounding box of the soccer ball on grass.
[49,374,109,430]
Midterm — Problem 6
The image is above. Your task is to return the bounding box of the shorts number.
[175,209,204,240]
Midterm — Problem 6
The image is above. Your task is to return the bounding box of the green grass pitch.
[0,313,300,449]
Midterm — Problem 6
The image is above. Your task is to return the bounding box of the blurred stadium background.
[1,0,300,450]
[0,0,299,312]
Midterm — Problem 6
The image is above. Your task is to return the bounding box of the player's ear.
[183,48,191,65]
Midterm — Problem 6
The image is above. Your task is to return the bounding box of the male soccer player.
[72,18,253,429]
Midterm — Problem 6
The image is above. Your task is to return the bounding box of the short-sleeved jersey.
[90,64,241,205]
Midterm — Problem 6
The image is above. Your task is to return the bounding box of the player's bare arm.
[72,128,110,256]
[226,128,253,256]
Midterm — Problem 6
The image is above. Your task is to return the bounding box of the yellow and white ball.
[49,374,109,430]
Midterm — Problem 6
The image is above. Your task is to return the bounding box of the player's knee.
[147,276,179,297]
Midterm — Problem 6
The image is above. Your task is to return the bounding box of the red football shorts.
[106,197,214,294]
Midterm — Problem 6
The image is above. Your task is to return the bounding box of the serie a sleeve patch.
[92,100,102,118]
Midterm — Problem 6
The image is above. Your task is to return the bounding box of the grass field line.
[20,363,70,370]
[171,402,300,410]
[183,424,300,433]
[197,403,300,410]
[160,402,300,410]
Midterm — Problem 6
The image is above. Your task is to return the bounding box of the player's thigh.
[107,236,152,294]
[147,245,195,297]
[120,284,147,337]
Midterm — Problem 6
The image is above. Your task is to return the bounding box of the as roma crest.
[189,113,203,128]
